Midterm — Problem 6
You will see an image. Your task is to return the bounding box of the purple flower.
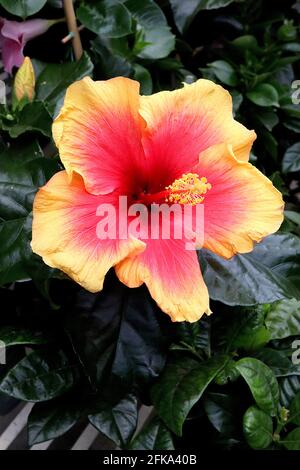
[0,18,55,74]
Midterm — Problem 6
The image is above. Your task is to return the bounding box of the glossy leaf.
[247,84,279,107]
[77,0,132,38]
[236,358,279,416]
[0,141,59,285]
[283,428,300,450]
[0,0,47,17]
[125,0,175,59]
[0,350,75,402]
[0,327,46,347]
[1,102,52,138]
[89,394,138,447]
[203,392,237,435]
[199,234,300,306]
[207,60,238,86]
[170,0,236,33]
[282,142,300,173]
[151,355,228,435]
[243,406,273,449]
[265,298,300,339]
[28,398,82,445]
[129,416,174,450]
[289,392,300,425]
[33,53,94,116]
[279,375,300,408]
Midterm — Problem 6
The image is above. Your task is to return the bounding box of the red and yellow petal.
[195,144,284,258]
[52,77,146,196]
[31,171,145,292]
[115,237,210,322]
[139,79,256,192]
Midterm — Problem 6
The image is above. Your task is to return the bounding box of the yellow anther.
[165,173,212,205]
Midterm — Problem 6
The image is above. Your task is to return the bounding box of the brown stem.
[63,0,83,60]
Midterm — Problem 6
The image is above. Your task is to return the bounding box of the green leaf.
[285,211,300,227]
[0,0,47,17]
[91,37,132,79]
[230,35,260,53]
[265,299,300,340]
[66,273,168,401]
[255,109,279,131]
[279,375,300,408]
[207,60,238,86]
[1,102,52,138]
[33,53,94,116]
[0,350,75,402]
[89,394,138,447]
[282,142,300,173]
[151,355,228,435]
[0,141,59,286]
[129,416,174,450]
[0,327,46,347]
[254,348,300,377]
[28,398,82,445]
[221,308,270,352]
[289,392,300,425]
[125,0,175,59]
[243,406,273,449]
[283,428,300,450]
[203,392,236,435]
[246,84,279,107]
[132,64,153,95]
[169,0,236,33]
[236,358,279,416]
[199,234,300,306]
[77,0,132,38]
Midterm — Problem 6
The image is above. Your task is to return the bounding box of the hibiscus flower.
[31,77,284,322]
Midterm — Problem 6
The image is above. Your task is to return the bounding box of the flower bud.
[13,57,35,104]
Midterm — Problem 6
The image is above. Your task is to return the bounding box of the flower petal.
[115,237,210,322]
[195,143,284,258]
[31,171,145,292]
[140,79,255,191]
[52,77,146,196]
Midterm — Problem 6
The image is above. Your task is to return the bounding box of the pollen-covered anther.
[165,173,212,205]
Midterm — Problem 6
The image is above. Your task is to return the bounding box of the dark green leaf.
[246,84,279,107]
[28,398,82,445]
[265,298,300,340]
[89,394,138,447]
[66,272,168,400]
[132,64,153,95]
[125,0,175,59]
[199,234,300,306]
[129,416,174,450]
[203,392,237,435]
[33,53,94,116]
[0,327,46,347]
[289,392,300,425]
[282,142,300,173]
[279,375,300,408]
[0,0,47,17]
[77,1,132,38]
[255,109,279,131]
[283,428,300,450]
[151,355,228,435]
[254,348,300,377]
[0,350,75,402]
[1,102,52,138]
[207,60,238,86]
[170,0,236,33]
[236,358,279,415]
[0,141,59,285]
[243,406,273,449]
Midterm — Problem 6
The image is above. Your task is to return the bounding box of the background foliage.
[0,0,300,450]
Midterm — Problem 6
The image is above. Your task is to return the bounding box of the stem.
[63,0,83,61]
